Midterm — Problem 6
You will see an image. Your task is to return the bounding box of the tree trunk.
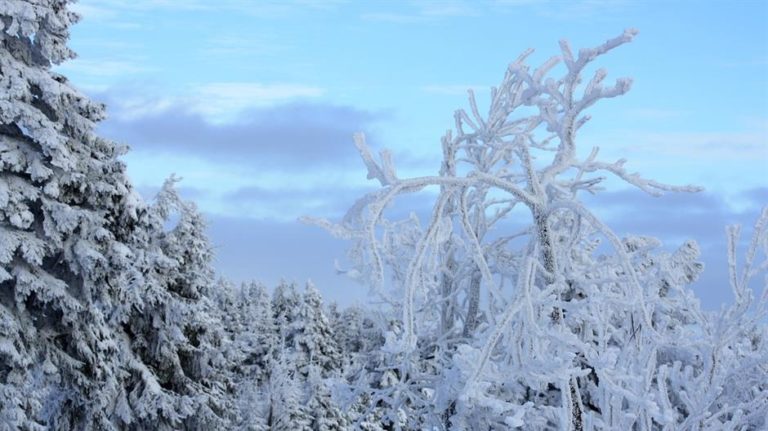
[534,206,584,431]
[462,269,482,338]
[440,250,457,336]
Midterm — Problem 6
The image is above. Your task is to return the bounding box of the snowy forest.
[1,1,767,430]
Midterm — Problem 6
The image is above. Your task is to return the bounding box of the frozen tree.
[237,282,276,385]
[330,303,368,375]
[216,281,275,386]
[291,282,342,377]
[272,280,301,346]
[306,364,349,431]
[211,278,240,355]
[221,281,275,429]
[269,352,312,431]
[305,29,768,430]
[114,179,232,430]
[0,0,143,428]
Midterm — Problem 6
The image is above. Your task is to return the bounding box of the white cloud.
[721,58,768,69]
[492,0,631,20]
[362,0,478,23]
[56,59,153,78]
[193,83,325,121]
[419,1,478,17]
[69,2,118,20]
[199,35,287,59]
[99,82,325,123]
[619,131,768,160]
[421,84,487,96]
[74,0,345,20]
[361,12,426,24]
[106,95,178,121]
[623,108,689,121]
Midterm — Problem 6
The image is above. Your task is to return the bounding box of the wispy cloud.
[94,82,326,123]
[361,0,629,24]
[493,0,631,20]
[55,59,153,78]
[194,83,325,121]
[74,0,345,21]
[421,84,488,96]
[199,35,287,59]
[720,57,768,69]
[618,130,768,160]
[69,2,119,20]
[362,0,478,23]
[360,12,426,24]
[623,108,689,121]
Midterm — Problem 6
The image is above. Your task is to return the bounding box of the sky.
[56,0,767,308]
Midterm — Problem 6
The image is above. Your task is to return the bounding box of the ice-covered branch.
[302,29,767,430]
[578,157,703,196]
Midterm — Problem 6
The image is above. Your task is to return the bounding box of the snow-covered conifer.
[269,352,312,431]
[306,365,349,431]
[115,179,231,430]
[237,281,276,385]
[291,282,342,377]
[0,1,140,428]
[272,280,300,344]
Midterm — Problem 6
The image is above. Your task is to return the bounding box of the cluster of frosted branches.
[305,29,767,430]
[307,28,698,349]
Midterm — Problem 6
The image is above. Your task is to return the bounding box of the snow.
[1,2,766,430]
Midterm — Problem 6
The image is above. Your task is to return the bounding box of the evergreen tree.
[1,1,138,428]
[237,282,275,385]
[115,179,231,430]
[269,352,311,431]
[227,282,275,429]
[306,365,349,431]
[333,304,364,356]
[291,282,341,378]
[272,280,300,349]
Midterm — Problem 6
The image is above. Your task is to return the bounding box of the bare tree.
[305,30,767,430]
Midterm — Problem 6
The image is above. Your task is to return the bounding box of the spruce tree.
[229,282,275,429]
[306,365,349,431]
[0,5,234,426]
[291,282,341,378]
[240,282,275,385]
[269,352,312,431]
[1,1,139,428]
[272,280,300,349]
[115,179,231,430]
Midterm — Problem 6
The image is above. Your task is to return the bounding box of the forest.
[1,1,766,430]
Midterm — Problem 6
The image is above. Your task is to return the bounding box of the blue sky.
[57,0,767,307]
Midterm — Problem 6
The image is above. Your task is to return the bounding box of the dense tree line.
[1,1,766,430]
